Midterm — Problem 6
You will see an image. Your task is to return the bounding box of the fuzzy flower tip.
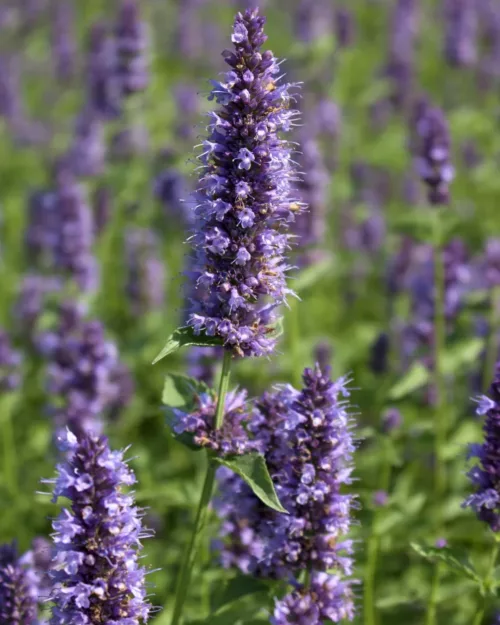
[0,541,39,625]
[215,365,356,622]
[187,8,303,358]
[464,363,500,531]
[46,429,151,624]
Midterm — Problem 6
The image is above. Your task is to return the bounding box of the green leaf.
[388,363,430,400]
[152,326,223,364]
[442,338,485,375]
[188,591,269,625]
[410,543,481,584]
[214,452,288,514]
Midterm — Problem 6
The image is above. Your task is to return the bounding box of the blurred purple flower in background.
[0,329,22,391]
[0,541,40,625]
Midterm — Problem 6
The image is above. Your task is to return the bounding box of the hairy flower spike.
[187,9,302,358]
[47,430,151,624]
[464,362,500,531]
[0,541,39,625]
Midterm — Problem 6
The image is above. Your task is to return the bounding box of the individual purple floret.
[38,301,130,438]
[412,98,455,205]
[373,490,389,507]
[272,574,354,625]
[215,365,356,619]
[443,0,477,68]
[125,228,165,317]
[0,541,40,625]
[86,22,121,119]
[382,408,403,434]
[52,167,99,292]
[172,388,254,456]
[51,0,76,82]
[45,429,151,624]
[314,341,332,374]
[115,0,149,97]
[464,362,500,531]
[66,109,106,178]
[0,329,22,391]
[187,9,303,358]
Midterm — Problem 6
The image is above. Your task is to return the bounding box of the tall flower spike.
[187,9,303,358]
[0,541,40,625]
[115,0,149,97]
[464,362,500,531]
[412,98,455,205]
[47,429,151,624]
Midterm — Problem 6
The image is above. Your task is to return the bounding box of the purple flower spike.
[187,9,303,358]
[464,362,500,531]
[443,0,477,68]
[412,98,454,205]
[0,329,22,391]
[51,0,77,82]
[115,0,149,97]
[47,430,152,624]
[86,22,121,120]
[0,541,39,625]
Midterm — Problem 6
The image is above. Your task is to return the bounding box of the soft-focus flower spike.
[411,97,454,205]
[125,228,165,317]
[186,8,304,358]
[51,0,77,82]
[443,0,477,68]
[0,541,40,625]
[464,362,500,531]
[115,0,149,97]
[0,328,22,391]
[48,430,152,624]
[86,22,121,119]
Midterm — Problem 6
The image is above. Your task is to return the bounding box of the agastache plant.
[164,10,302,625]
[0,541,40,625]
[45,429,151,624]
[186,8,302,359]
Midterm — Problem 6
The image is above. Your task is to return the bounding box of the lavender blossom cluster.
[187,9,302,358]
[172,388,255,456]
[464,363,500,531]
[38,302,130,438]
[46,430,151,624]
[215,365,356,623]
[0,541,40,625]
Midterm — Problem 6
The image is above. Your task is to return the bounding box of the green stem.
[473,541,500,625]
[2,397,17,497]
[170,350,232,625]
[288,301,302,387]
[364,440,392,625]
[432,211,446,499]
[425,562,442,625]
[482,286,500,393]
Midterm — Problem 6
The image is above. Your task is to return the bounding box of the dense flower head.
[0,328,22,391]
[186,8,303,358]
[215,365,356,619]
[172,388,255,456]
[46,430,151,624]
[412,97,454,205]
[0,541,39,625]
[38,301,131,438]
[124,228,165,317]
[115,0,149,96]
[272,573,355,625]
[443,0,477,68]
[464,362,500,531]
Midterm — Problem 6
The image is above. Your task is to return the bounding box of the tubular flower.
[46,430,151,624]
[215,366,356,621]
[0,541,40,625]
[464,363,500,531]
[186,8,303,358]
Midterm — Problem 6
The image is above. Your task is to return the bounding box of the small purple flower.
[464,362,500,531]
[382,408,403,434]
[187,9,303,358]
[373,490,388,507]
[411,97,454,205]
[172,388,254,456]
[115,0,149,96]
[435,538,448,548]
[0,329,22,391]
[124,228,165,317]
[45,430,152,624]
[0,541,40,625]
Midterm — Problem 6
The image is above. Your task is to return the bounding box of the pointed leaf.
[388,362,430,400]
[212,576,271,614]
[152,326,223,364]
[214,452,288,513]
[410,543,481,584]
